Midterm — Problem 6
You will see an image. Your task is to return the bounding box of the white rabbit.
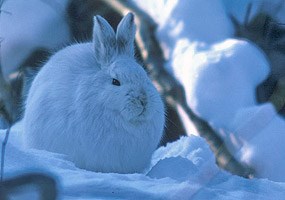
[23,13,165,173]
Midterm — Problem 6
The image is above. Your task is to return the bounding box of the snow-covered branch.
[103,0,253,178]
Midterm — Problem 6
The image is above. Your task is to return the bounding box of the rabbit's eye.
[112,78,121,86]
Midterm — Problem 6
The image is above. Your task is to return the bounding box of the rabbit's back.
[23,43,98,153]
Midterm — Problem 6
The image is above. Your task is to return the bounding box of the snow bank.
[134,0,234,60]
[172,39,269,129]
[0,0,70,81]
[1,127,285,199]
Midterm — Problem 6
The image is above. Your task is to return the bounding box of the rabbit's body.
[23,14,165,173]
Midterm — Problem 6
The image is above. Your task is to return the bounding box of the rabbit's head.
[91,13,164,123]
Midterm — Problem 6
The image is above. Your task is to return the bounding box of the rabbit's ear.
[116,13,136,57]
[93,15,116,67]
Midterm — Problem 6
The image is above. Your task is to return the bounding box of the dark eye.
[112,78,121,86]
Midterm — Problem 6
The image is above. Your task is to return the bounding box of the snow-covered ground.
[1,0,285,199]
[2,125,285,200]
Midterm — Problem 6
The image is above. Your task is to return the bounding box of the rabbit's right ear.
[116,13,136,57]
[93,16,116,68]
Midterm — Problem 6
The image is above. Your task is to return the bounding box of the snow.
[1,0,285,199]
[2,126,285,199]
[172,39,270,130]
[148,0,285,185]
[0,0,70,81]
[231,103,285,182]
[133,0,285,182]
[134,0,234,60]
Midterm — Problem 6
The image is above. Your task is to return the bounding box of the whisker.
[153,109,181,130]
[165,116,181,130]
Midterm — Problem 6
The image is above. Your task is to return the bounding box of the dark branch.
[0,173,58,200]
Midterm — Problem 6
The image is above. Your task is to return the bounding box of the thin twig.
[244,3,252,27]
[1,127,10,182]
[0,0,10,14]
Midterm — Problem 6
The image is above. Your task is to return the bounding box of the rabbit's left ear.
[116,13,136,57]
[93,15,116,67]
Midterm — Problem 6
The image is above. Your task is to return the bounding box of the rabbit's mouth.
[128,107,147,122]
[138,106,146,117]
[118,93,150,122]
[120,102,149,123]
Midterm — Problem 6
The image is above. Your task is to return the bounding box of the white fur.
[23,13,165,173]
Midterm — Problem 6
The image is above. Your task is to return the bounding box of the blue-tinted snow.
[1,127,285,199]
[134,0,285,182]
[1,0,285,199]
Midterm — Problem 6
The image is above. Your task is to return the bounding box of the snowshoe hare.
[23,13,165,173]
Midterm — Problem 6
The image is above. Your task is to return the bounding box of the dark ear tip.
[94,15,100,21]
[94,15,104,26]
[126,12,135,22]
